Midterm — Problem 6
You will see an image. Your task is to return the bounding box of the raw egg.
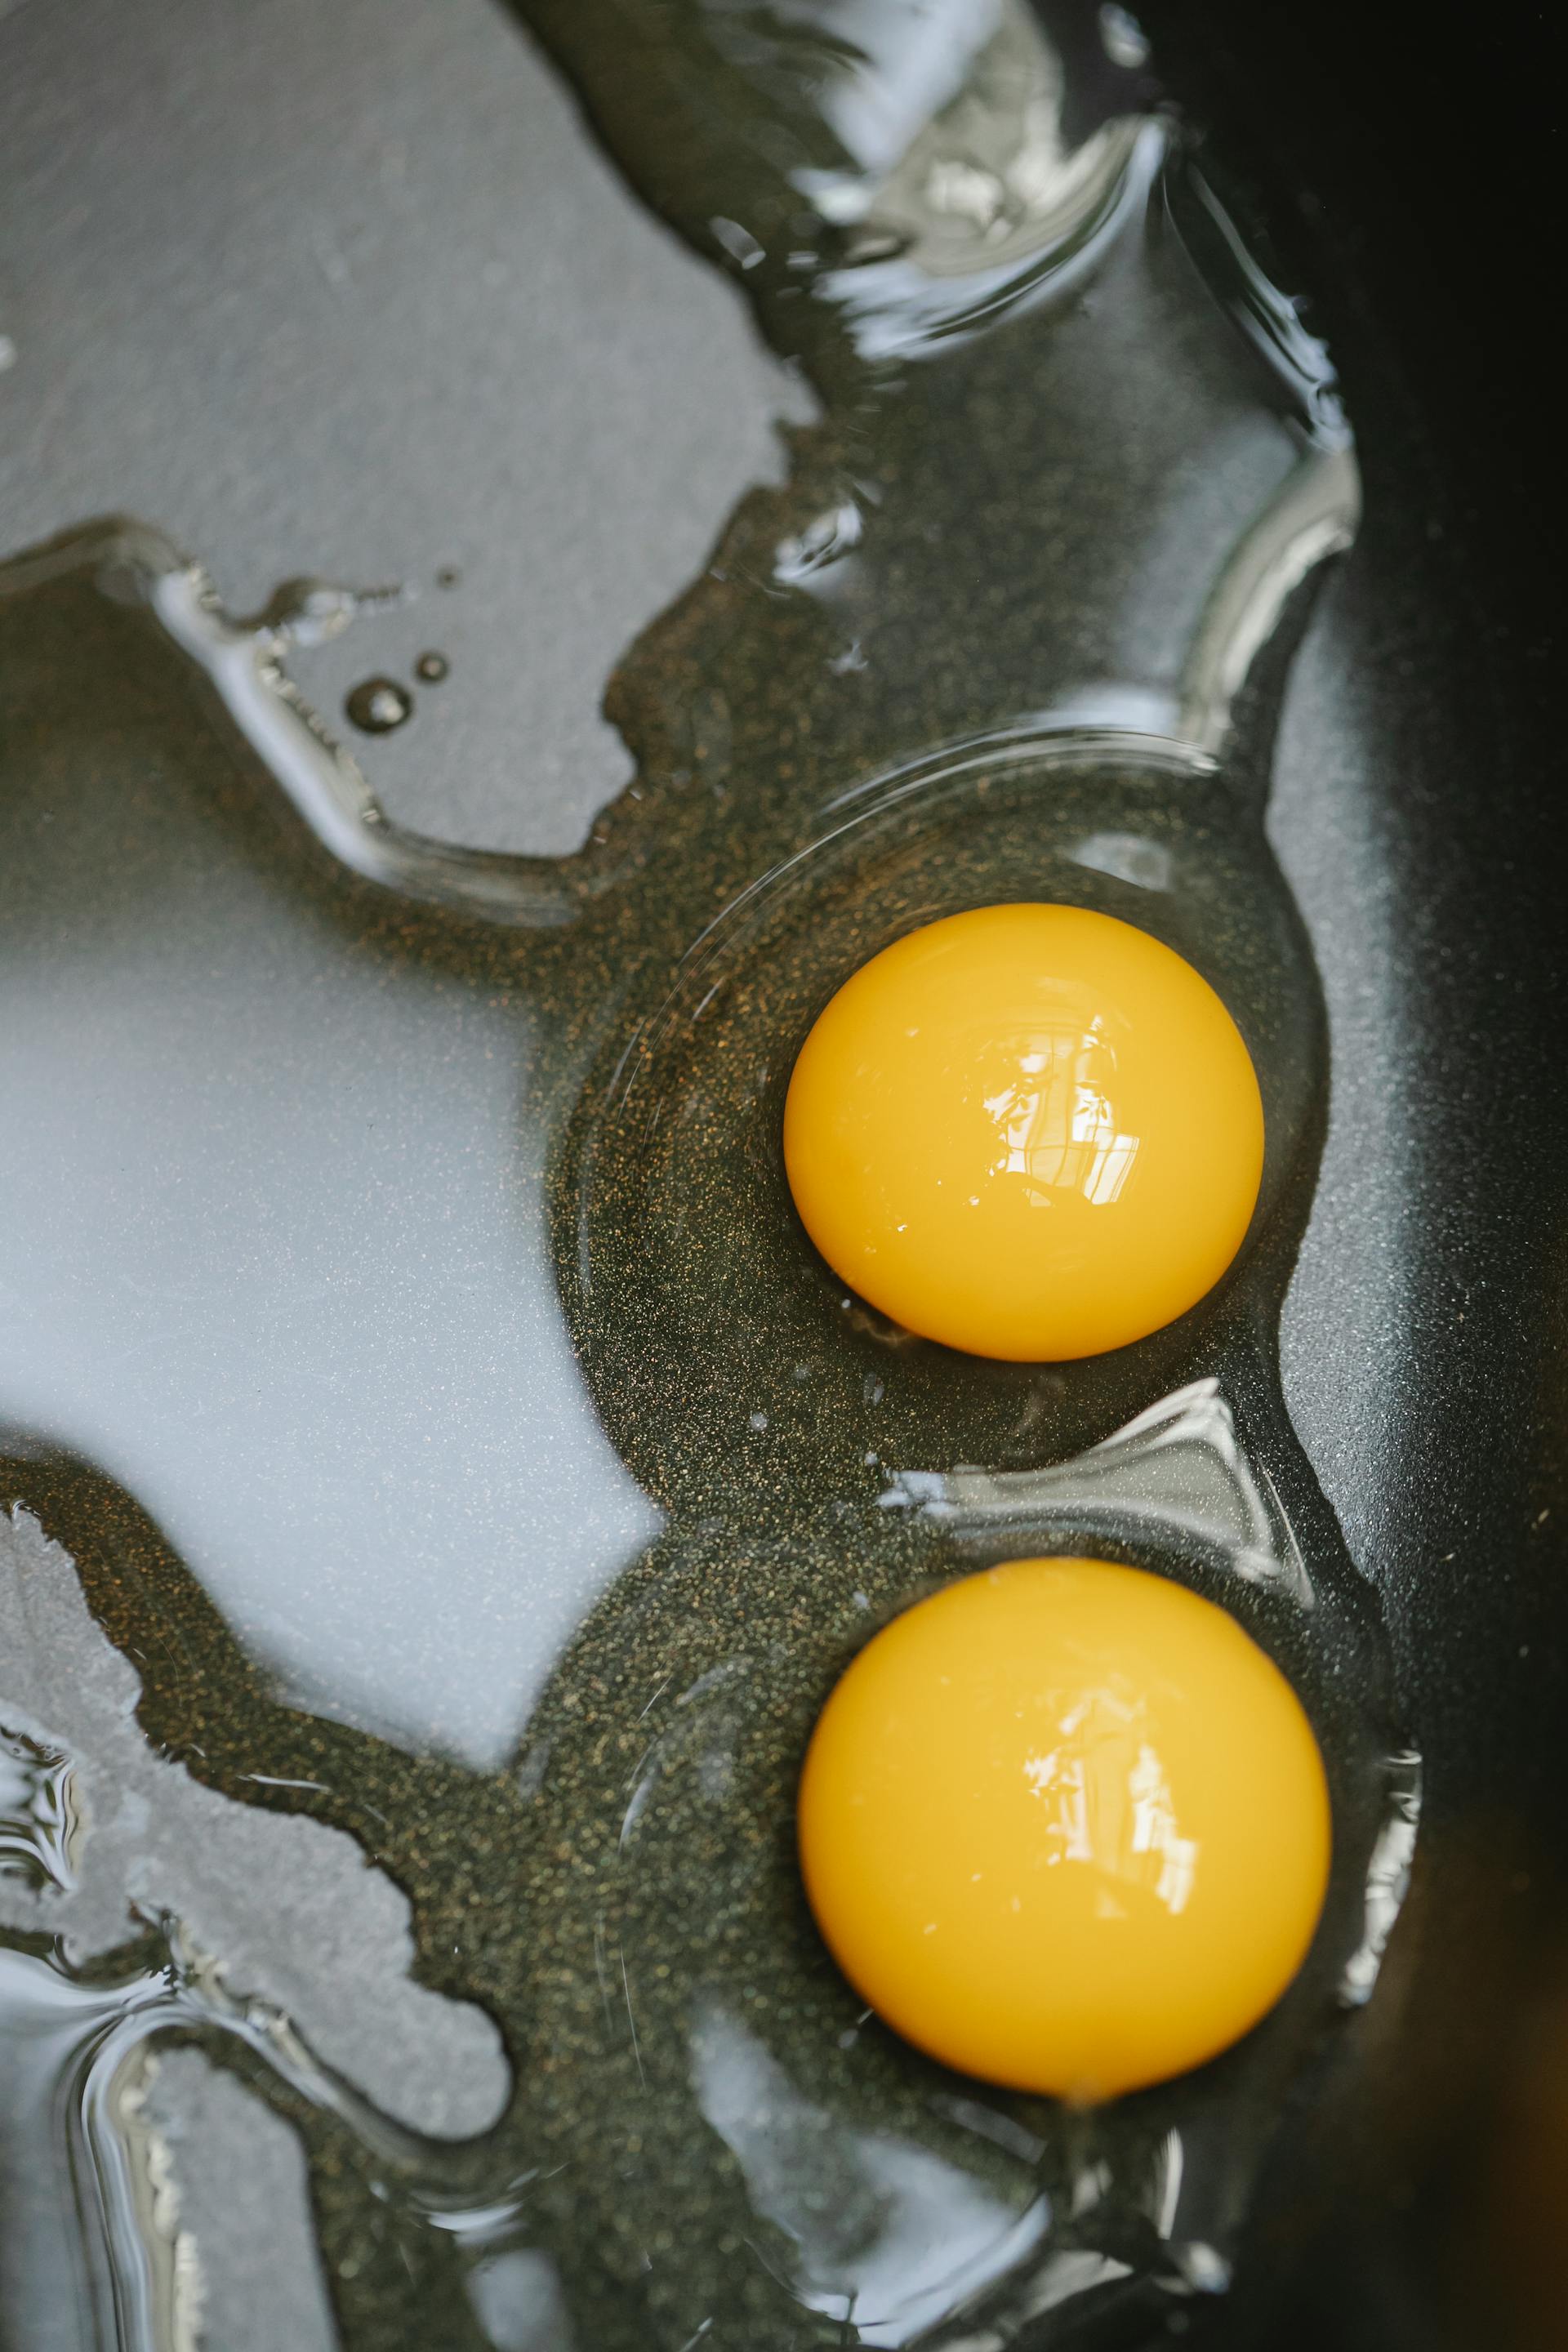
[782,902,1264,1360]
[798,1557,1330,2100]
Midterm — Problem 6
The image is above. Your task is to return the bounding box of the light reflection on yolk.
[798,1558,1331,2101]
[782,902,1264,1360]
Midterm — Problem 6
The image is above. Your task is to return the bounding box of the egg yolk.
[798,1557,1330,2101]
[783,902,1264,1361]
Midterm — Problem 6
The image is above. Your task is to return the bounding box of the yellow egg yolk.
[782,902,1264,1361]
[798,1558,1330,2101]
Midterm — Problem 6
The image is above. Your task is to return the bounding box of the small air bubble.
[414,650,450,684]
[345,677,413,734]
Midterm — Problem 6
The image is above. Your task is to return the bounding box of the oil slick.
[0,531,662,1766]
[1,2,1416,2345]
[1,1508,515,2351]
[2,1713,85,1895]
[876,1379,1320,1604]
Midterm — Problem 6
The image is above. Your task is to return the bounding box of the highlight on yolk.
[782,902,1264,1361]
[798,1558,1330,2101]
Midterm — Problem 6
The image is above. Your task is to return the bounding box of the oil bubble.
[344,677,413,735]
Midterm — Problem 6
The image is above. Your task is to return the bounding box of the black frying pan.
[1,4,1561,2347]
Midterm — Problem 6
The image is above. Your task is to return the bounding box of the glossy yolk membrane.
[783,902,1265,1361]
[798,1558,1331,2101]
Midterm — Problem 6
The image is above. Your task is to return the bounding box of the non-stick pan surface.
[1,3,1561,2348]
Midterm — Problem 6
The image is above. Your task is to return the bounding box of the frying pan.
[0,2,1562,2346]
[1143,7,1566,2343]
